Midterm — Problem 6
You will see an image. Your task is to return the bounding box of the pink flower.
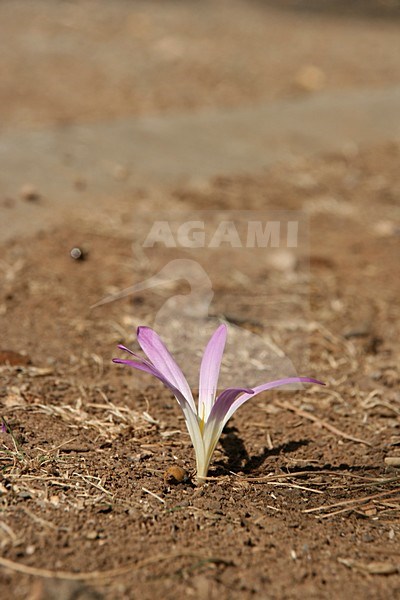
[114,324,324,481]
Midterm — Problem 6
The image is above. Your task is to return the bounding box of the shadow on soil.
[255,0,400,20]
[215,426,383,476]
[215,426,310,475]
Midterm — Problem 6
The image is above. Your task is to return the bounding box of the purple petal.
[224,377,325,425]
[113,351,203,466]
[209,386,254,423]
[202,387,253,469]
[137,326,195,412]
[202,378,324,474]
[112,357,159,378]
[113,355,186,406]
[117,344,137,356]
[113,354,199,427]
[115,347,159,372]
[198,324,227,422]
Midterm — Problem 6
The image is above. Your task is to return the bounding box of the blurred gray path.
[1,86,400,240]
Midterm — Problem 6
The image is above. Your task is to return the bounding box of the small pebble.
[113,165,130,181]
[385,457,400,467]
[374,220,398,238]
[2,198,15,208]
[294,64,326,92]
[70,247,86,261]
[74,177,87,191]
[164,465,188,485]
[0,350,31,366]
[20,184,40,202]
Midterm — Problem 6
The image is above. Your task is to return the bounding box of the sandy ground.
[1,2,400,599]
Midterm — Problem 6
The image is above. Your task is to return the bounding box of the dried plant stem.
[0,552,228,582]
[304,487,400,514]
[274,400,372,446]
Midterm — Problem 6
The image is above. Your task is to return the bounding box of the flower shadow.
[213,425,310,476]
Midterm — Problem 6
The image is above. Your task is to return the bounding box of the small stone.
[70,247,87,261]
[374,220,398,237]
[74,177,87,191]
[267,250,297,273]
[364,562,398,575]
[20,184,40,202]
[2,198,15,208]
[295,65,326,92]
[96,503,112,514]
[113,165,130,181]
[164,465,188,485]
[18,490,32,499]
[0,350,31,366]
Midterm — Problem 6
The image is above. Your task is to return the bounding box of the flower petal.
[113,354,189,411]
[200,387,253,479]
[208,386,255,425]
[113,354,204,468]
[136,326,196,412]
[112,357,158,377]
[198,324,227,423]
[223,377,325,426]
[198,378,324,479]
[117,344,135,354]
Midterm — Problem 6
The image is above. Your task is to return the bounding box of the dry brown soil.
[1,2,400,599]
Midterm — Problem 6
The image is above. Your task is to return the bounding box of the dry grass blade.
[376,499,400,509]
[275,400,372,446]
[21,507,58,530]
[142,486,166,504]
[259,481,324,494]
[74,474,113,497]
[317,506,357,519]
[304,487,400,514]
[338,558,399,575]
[241,470,337,482]
[0,552,229,581]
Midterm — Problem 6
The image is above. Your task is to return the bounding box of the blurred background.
[1,0,400,241]
[1,0,400,128]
